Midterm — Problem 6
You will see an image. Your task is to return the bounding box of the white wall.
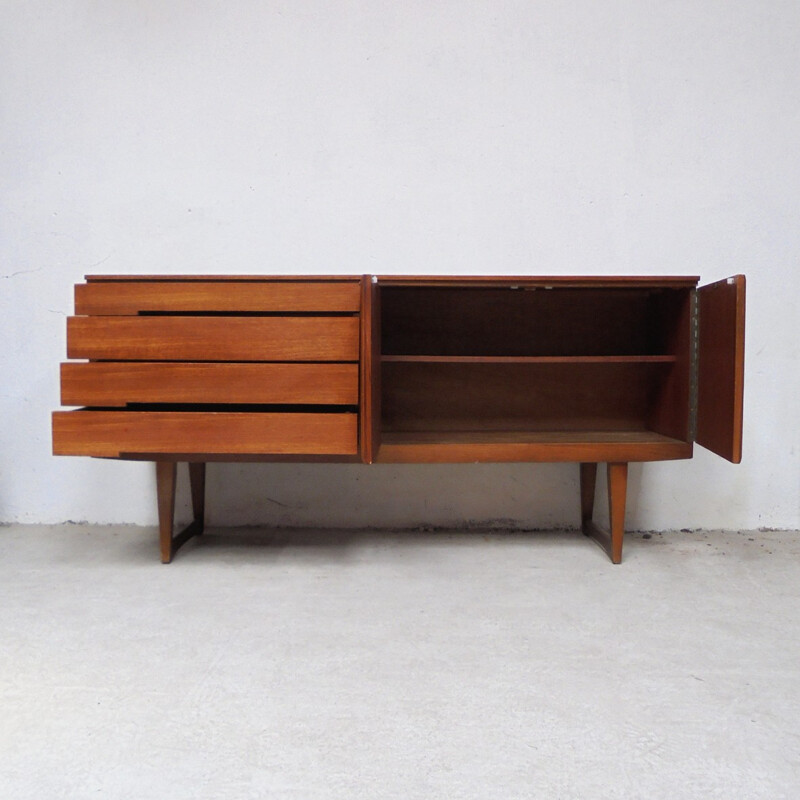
[2,1,798,530]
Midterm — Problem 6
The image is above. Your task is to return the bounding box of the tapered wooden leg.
[189,462,206,529]
[581,461,628,564]
[580,463,597,528]
[157,461,177,564]
[607,462,628,565]
[156,461,206,564]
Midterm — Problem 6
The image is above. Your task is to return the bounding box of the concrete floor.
[1,524,799,799]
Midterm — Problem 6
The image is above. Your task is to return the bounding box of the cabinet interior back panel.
[381,362,663,433]
[381,288,684,357]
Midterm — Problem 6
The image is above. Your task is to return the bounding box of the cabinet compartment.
[382,362,668,433]
[381,286,688,357]
[377,283,693,461]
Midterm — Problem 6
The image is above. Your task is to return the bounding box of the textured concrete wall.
[2,1,798,529]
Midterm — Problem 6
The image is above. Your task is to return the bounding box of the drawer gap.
[86,403,358,414]
[136,310,358,318]
[84,359,359,365]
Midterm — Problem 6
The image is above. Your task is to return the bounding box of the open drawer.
[52,410,359,457]
[53,276,364,460]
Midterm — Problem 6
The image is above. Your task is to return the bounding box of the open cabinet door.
[696,275,746,463]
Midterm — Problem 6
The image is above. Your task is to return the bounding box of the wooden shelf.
[377,429,693,464]
[381,430,683,444]
[381,355,677,364]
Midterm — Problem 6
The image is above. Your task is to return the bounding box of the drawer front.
[61,362,359,406]
[52,411,358,457]
[75,280,361,315]
[67,316,360,362]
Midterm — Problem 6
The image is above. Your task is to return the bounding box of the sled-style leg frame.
[580,462,628,564]
[156,461,206,564]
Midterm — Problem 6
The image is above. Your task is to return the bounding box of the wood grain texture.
[157,461,205,563]
[696,275,746,463]
[84,275,698,287]
[581,462,628,564]
[157,461,177,563]
[607,462,628,564]
[376,431,692,463]
[75,280,361,314]
[60,362,359,406]
[67,316,360,362]
[53,411,358,457]
[86,275,360,282]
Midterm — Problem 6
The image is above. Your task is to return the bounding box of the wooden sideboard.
[52,274,745,563]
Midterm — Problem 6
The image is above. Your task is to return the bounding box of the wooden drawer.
[75,280,361,315]
[52,410,358,457]
[67,316,360,362]
[61,362,359,406]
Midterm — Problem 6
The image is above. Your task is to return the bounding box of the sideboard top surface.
[377,275,699,288]
[86,275,362,282]
[86,274,700,288]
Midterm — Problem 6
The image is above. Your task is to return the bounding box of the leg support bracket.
[580,462,628,564]
[156,461,206,564]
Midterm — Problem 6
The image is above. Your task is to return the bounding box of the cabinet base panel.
[376,430,691,463]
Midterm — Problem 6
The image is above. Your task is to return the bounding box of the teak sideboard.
[52,274,745,564]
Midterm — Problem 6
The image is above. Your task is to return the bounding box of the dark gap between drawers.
[81,403,359,413]
[137,311,359,317]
